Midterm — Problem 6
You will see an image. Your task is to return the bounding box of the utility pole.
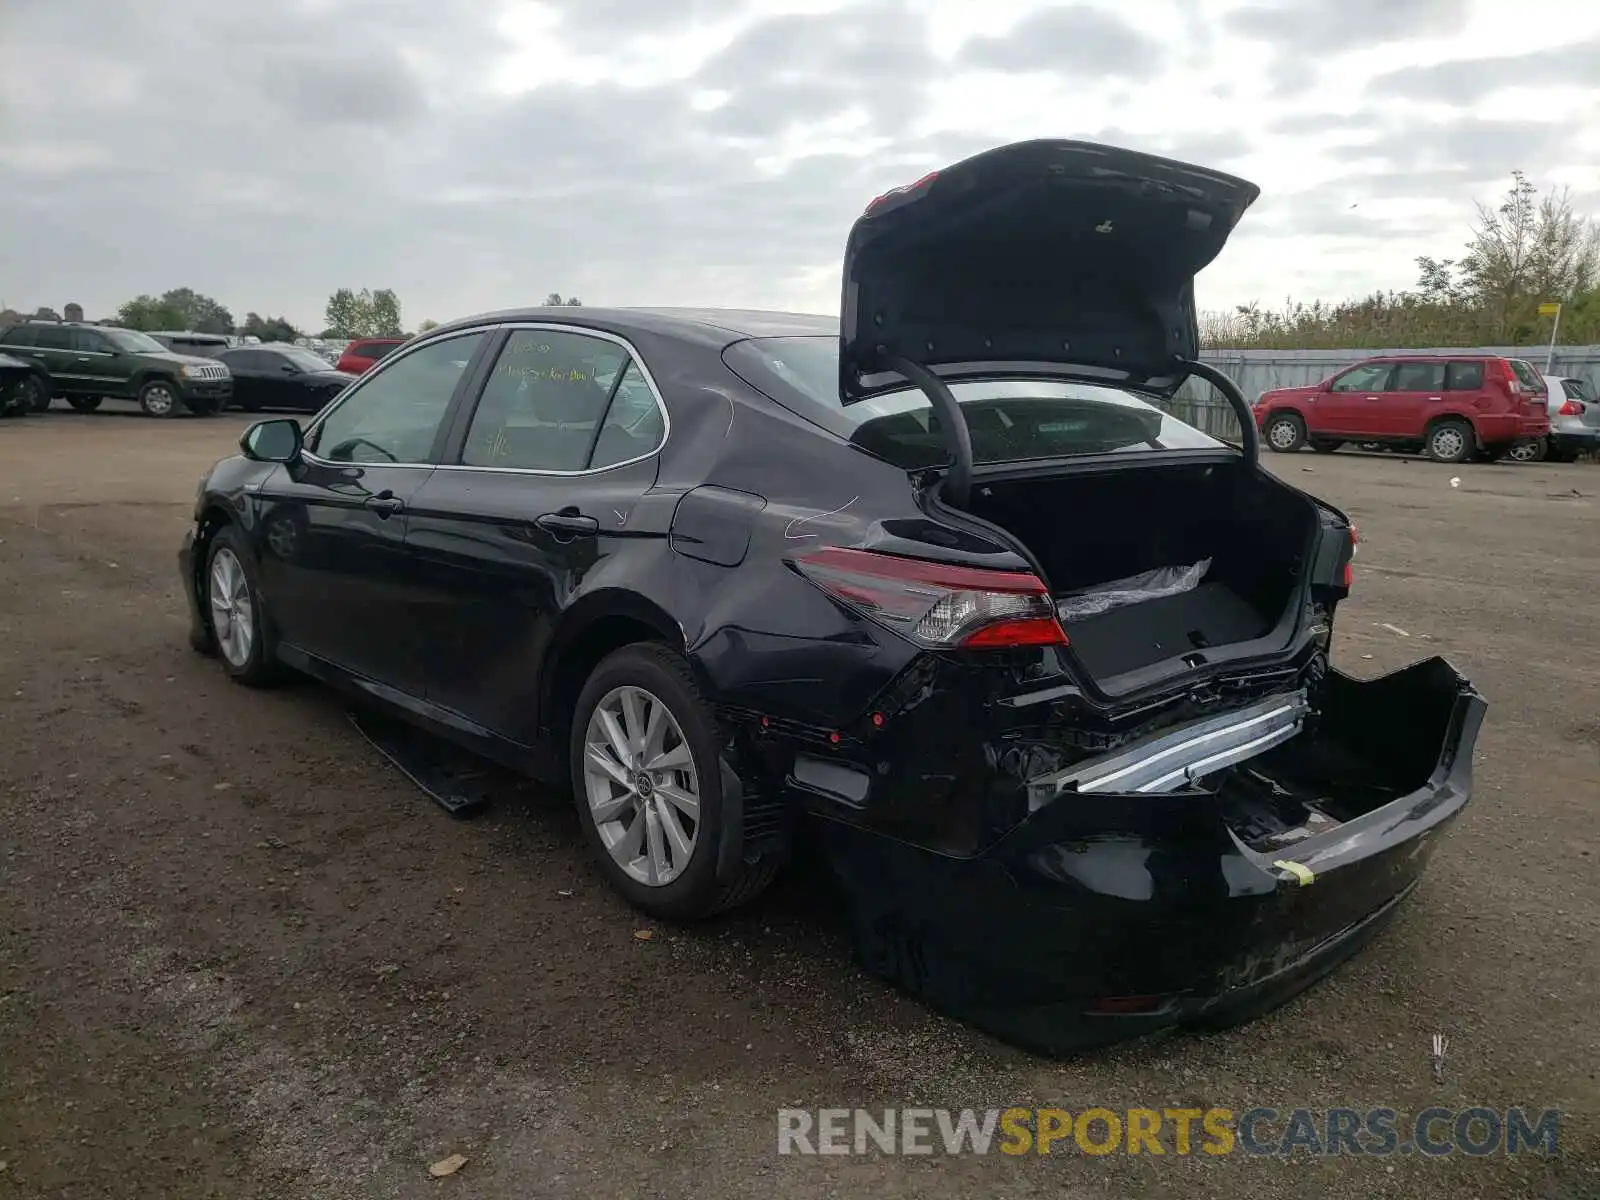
[1539,301,1562,372]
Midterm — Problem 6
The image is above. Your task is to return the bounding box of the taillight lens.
[1343,525,1357,588]
[1559,399,1584,416]
[792,546,1068,649]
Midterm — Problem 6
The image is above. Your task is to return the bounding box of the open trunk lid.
[838,139,1261,404]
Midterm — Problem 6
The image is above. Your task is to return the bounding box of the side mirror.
[240,418,302,463]
[280,362,298,373]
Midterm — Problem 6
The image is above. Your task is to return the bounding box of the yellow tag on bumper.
[1274,859,1316,886]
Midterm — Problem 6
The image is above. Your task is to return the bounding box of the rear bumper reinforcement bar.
[1029,688,1310,804]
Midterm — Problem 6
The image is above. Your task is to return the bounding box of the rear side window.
[461,330,631,471]
[590,362,666,469]
[1444,361,1484,390]
[2,325,37,347]
[1508,359,1545,391]
[1390,361,1445,391]
[33,326,72,350]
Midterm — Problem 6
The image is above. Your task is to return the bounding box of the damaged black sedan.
[179,139,1484,1053]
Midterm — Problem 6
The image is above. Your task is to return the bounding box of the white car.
[1537,375,1599,462]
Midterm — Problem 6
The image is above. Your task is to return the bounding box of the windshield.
[277,346,336,372]
[105,328,166,353]
[723,335,1227,469]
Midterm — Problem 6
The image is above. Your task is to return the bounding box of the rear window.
[355,341,402,361]
[723,335,1226,468]
[1563,378,1593,403]
[1508,359,1545,391]
[1444,361,1484,390]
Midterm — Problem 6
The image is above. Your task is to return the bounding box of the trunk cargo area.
[966,462,1316,685]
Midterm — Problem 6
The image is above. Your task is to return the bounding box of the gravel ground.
[1,406,1596,1199]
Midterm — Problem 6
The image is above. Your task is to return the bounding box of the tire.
[17,375,50,413]
[569,642,778,921]
[1545,447,1579,464]
[1309,439,1344,454]
[66,394,103,413]
[1425,418,1474,464]
[138,378,181,418]
[1263,412,1306,453]
[202,525,282,686]
[1506,438,1546,464]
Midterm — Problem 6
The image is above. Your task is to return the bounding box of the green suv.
[0,321,234,416]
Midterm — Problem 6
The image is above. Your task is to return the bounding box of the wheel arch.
[538,589,688,749]
[1423,410,1480,443]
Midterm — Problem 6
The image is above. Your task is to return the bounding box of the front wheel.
[67,394,103,413]
[138,379,181,417]
[17,375,50,413]
[1425,419,1474,464]
[1264,412,1307,453]
[203,526,282,685]
[570,642,778,921]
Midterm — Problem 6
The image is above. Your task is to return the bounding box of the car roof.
[424,306,838,349]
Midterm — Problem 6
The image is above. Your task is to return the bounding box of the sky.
[2,0,1598,332]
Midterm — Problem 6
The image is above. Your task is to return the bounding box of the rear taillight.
[1343,525,1357,588]
[793,546,1068,649]
[1559,399,1584,416]
[1489,359,1523,394]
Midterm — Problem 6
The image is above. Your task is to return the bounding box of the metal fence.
[1162,346,1600,438]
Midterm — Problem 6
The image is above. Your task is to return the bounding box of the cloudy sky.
[3,0,1598,331]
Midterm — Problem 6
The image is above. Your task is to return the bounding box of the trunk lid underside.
[839,139,1261,403]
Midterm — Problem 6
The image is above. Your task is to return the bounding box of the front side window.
[73,329,112,353]
[309,332,486,463]
[1329,363,1392,392]
[461,330,632,471]
[1389,361,1445,392]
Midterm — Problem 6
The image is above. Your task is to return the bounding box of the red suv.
[1254,355,1550,463]
[335,337,406,375]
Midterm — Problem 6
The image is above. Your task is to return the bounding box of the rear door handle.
[364,491,405,517]
[536,511,599,537]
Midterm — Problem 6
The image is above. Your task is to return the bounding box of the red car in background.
[335,337,406,375]
[1253,354,1550,463]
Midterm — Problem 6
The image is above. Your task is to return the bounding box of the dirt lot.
[1,407,1596,1200]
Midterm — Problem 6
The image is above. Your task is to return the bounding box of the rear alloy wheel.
[138,379,180,417]
[1507,439,1545,464]
[1425,419,1473,464]
[1264,412,1307,452]
[67,395,103,413]
[571,643,778,920]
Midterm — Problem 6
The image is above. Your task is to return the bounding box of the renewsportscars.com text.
[776,1106,1560,1158]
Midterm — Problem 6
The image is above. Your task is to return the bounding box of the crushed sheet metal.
[1030,689,1310,803]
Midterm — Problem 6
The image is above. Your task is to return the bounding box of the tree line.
[1203,173,1600,350]
[1,288,584,343]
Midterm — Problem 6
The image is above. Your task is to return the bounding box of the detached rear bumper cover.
[820,657,1484,1053]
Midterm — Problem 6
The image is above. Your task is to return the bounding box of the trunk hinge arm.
[1177,358,1260,467]
[878,353,974,508]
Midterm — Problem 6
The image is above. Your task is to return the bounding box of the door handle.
[535,510,599,537]
[364,490,405,517]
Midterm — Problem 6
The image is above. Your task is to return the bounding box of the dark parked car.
[0,351,36,416]
[179,140,1483,1053]
[335,337,406,375]
[0,321,232,416]
[215,343,357,413]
